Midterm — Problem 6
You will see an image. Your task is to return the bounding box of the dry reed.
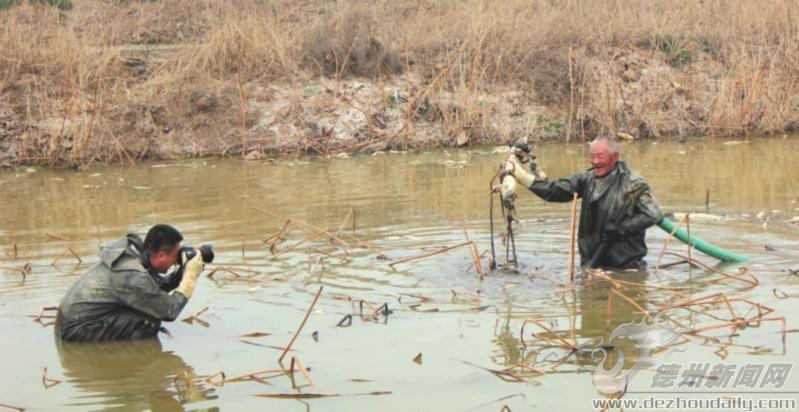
[3,0,799,166]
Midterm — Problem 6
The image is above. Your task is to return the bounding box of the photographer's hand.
[174,251,204,298]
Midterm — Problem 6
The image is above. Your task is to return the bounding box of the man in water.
[506,136,664,269]
[55,224,206,342]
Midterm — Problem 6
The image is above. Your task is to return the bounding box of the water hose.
[657,217,749,263]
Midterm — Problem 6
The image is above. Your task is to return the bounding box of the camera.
[180,244,215,264]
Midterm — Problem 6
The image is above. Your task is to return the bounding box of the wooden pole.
[567,192,578,282]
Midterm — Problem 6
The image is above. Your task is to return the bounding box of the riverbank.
[2,0,798,167]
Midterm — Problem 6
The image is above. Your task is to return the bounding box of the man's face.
[150,243,181,273]
[589,141,620,177]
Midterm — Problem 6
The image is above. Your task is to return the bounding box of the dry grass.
[1,0,798,166]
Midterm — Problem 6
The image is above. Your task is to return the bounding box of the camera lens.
[198,244,214,263]
[180,245,213,264]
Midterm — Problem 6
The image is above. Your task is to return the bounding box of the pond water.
[1,137,798,411]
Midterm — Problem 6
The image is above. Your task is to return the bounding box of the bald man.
[507,136,664,269]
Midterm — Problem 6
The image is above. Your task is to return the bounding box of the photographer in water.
[55,224,213,342]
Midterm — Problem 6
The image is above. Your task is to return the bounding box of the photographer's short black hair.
[144,224,183,252]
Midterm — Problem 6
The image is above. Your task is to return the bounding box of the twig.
[687,317,786,336]
[289,355,315,387]
[182,306,209,324]
[203,370,226,386]
[339,232,387,258]
[273,229,327,257]
[218,369,288,384]
[255,391,391,399]
[335,208,356,237]
[279,286,323,363]
[686,213,692,276]
[45,232,69,241]
[469,241,484,280]
[607,289,652,326]
[0,402,25,412]
[464,250,489,273]
[336,314,353,327]
[51,247,82,267]
[0,263,31,278]
[264,219,291,248]
[253,207,352,255]
[41,367,62,389]
[654,213,688,272]
[388,241,472,268]
[67,247,81,263]
[520,318,577,351]
[457,359,527,383]
[29,307,58,327]
[665,252,759,286]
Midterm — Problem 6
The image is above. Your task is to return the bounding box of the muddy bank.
[2,1,798,167]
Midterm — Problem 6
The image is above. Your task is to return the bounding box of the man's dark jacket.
[529,160,664,268]
[55,234,188,342]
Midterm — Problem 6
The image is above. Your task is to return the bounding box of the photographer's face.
[150,244,181,273]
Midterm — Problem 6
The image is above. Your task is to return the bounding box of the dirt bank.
[2,1,798,167]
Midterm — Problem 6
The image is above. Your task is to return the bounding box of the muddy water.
[1,137,798,411]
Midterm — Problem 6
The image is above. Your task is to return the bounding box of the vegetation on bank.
[1,0,798,167]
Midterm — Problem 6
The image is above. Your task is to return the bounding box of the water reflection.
[491,270,678,391]
[56,338,217,411]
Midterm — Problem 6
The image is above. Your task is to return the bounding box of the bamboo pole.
[567,192,578,282]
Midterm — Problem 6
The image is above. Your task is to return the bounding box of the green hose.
[657,218,748,263]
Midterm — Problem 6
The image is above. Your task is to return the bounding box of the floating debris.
[336,314,353,327]
[182,306,210,325]
[0,402,25,412]
[238,332,271,338]
[255,391,391,399]
[50,247,82,267]
[28,307,58,327]
[41,367,62,389]
[412,353,422,365]
[0,263,31,278]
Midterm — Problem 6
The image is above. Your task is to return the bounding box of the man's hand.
[174,251,204,298]
[529,159,547,181]
[505,155,535,188]
[601,222,625,242]
[510,146,547,181]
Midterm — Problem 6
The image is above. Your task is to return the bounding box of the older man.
[507,136,664,269]
[55,224,206,342]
